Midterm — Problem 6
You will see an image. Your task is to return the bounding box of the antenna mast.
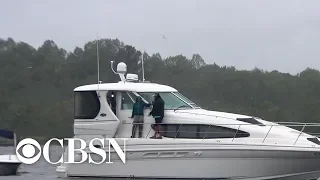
[142,52,145,82]
[96,38,100,95]
[141,50,146,82]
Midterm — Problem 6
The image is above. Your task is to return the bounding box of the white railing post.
[202,125,211,141]
[294,124,306,145]
[146,123,152,138]
[232,125,241,142]
[174,124,182,139]
[262,125,273,143]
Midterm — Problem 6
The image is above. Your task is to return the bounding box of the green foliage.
[1,37,320,138]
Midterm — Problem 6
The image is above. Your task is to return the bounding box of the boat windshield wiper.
[174,105,190,111]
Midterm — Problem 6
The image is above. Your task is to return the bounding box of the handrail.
[121,121,320,127]
[122,121,320,146]
[74,121,320,127]
[276,122,320,125]
[74,120,320,146]
[173,111,239,121]
[172,111,320,126]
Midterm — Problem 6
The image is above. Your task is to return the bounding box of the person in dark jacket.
[149,93,165,139]
[130,96,150,138]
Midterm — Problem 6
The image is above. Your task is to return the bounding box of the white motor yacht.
[0,130,21,176]
[56,61,320,180]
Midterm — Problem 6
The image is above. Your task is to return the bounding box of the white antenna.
[111,61,117,74]
[142,51,145,82]
[96,37,100,96]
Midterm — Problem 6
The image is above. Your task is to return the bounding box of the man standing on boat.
[149,93,165,139]
[130,96,150,138]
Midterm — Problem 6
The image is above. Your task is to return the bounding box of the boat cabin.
[73,62,200,139]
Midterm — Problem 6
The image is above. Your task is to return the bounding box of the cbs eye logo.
[15,138,42,164]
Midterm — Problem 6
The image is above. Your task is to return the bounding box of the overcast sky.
[1,0,320,74]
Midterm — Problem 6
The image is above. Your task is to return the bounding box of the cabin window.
[307,138,320,145]
[155,124,250,139]
[236,118,265,126]
[173,92,200,108]
[198,125,250,138]
[138,93,154,103]
[161,124,180,137]
[121,92,135,110]
[74,91,100,119]
[177,124,199,138]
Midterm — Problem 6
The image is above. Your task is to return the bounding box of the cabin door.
[115,91,155,138]
[114,91,136,138]
[130,92,155,138]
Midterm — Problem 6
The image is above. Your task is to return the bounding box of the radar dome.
[117,62,127,74]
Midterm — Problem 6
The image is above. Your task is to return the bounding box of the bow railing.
[73,117,320,147]
[121,121,320,145]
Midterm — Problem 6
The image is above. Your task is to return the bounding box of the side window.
[157,124,250,139]
[236,118,265,126]
[162,124,180,137]
[139,93,154,103]
[159,93,188,110]
[121,92,134,110]
[177,124,199,139]
[74,91,100,119]
[198,125,250,138]
[199,125,239,138]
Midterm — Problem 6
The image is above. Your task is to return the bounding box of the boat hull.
[57,146,320,180]
[0,155,21,176]
[0,162,21,176]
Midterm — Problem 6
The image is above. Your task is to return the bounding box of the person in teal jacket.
[130,96,151,138]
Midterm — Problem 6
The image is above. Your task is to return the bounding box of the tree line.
[1,37,320,139]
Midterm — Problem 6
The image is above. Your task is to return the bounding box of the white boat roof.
[74,82,178,92]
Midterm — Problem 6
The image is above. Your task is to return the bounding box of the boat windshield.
[137,92,199,110]
[173,92,200,108]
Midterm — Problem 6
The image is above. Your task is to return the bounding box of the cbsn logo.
[15,138,127,165]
